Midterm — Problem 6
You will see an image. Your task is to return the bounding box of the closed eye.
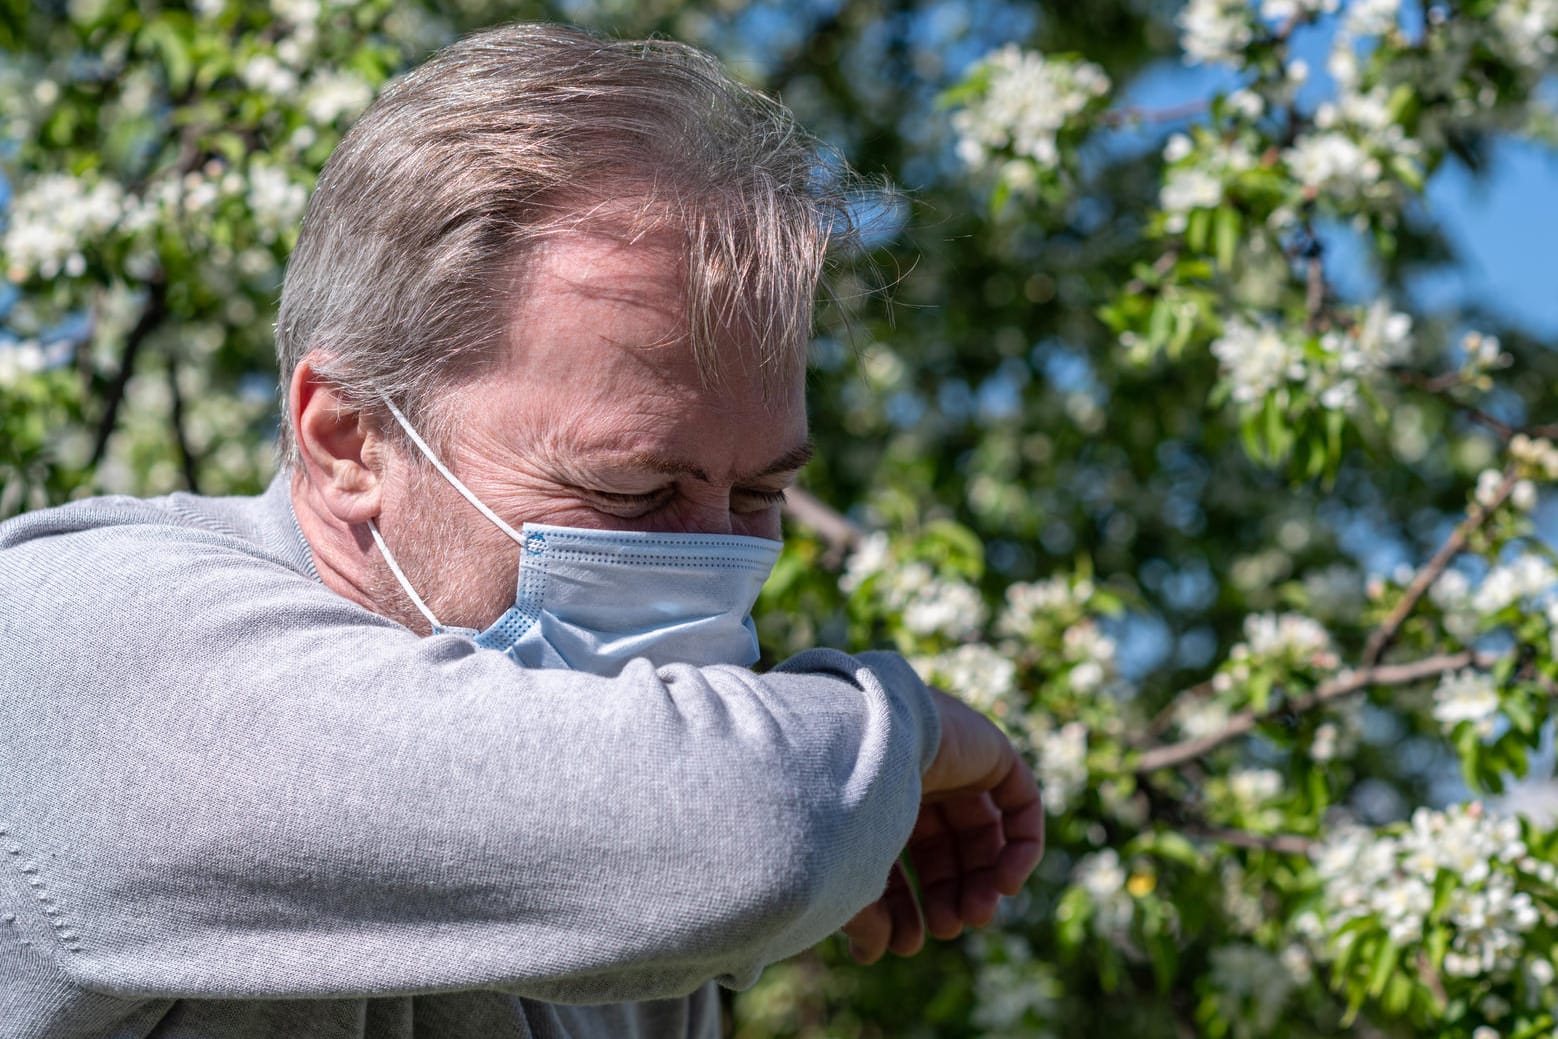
[583,487,674,516]
[732,488,788,513]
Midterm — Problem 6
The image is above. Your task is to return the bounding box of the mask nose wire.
[381,398,526,545]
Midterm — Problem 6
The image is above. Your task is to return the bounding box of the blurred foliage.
[9,0,1558,1036]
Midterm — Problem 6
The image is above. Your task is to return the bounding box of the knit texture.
[0,476,939,1038]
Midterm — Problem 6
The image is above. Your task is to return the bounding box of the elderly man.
[0,23,1041,1039]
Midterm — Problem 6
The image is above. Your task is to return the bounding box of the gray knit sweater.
[0,476,939,1038]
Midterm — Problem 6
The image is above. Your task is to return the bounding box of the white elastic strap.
[367,517,442,633]
[382,398,525,545]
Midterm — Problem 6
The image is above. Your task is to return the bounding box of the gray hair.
[275,21,857,466]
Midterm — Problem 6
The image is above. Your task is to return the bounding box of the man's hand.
[842,688,1045,964]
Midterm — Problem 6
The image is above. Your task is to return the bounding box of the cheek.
[734,507,784,542]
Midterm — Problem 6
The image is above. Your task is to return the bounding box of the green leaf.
[1186,207,1211,254]
[1366,937,1398,999]
[141,18,194,94]
[1214,206,1241,270]
[1148,296,1171,349]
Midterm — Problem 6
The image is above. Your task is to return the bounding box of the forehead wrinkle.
[560,437,813,486]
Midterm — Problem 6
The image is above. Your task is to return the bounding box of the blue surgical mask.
[366,400,782,676]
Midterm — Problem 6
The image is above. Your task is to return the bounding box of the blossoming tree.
[6,0,1558,1036]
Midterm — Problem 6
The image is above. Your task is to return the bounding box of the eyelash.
[735,489,788,508]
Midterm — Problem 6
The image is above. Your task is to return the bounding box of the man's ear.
[290,353,387,526]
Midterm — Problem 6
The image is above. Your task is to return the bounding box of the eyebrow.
[620,438,815,483]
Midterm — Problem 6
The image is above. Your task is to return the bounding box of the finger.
[882,861,925,957]
[989,760,1046,896]
[906,805,963,940]
[941,792,1003,928]
[841,897,892,965]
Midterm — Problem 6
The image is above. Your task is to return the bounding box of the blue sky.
[1115,18,1558,342]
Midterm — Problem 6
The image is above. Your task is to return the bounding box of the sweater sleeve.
[0,516,939,1004]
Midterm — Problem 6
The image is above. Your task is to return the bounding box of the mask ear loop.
[381,398,525,545]
[367,518,443,633]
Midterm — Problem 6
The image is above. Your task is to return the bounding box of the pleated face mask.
[367,400,782,676]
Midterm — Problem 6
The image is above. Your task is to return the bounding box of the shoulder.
[0,476,374,654]
[2,472,311,564]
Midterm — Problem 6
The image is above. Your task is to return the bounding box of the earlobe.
[291,354,384,525]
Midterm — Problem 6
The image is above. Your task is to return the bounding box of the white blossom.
[1344,0,1401,37]
[952,46,1109,173]
[1159,132,1261,233]
[998,575,1087,637]
[3,173,126,281]
[1229,767,1283,805]
[1062,620,1117,676]
[1491,0,1558,68]
[1159,167,1224,229]
[1343,299,1413,372]
[1030,720,1088,815]
[1312,805,1538,981]
[247,164,307,241]
[1210,318,1305,404]
[1284,131,1381,196]
[1472,554,1556,615]
[1432,669,1500,735]
[1511,434,1558,480]
[241,53,299,96]
[1475,467,1508,509]
[1175,696,1232,740]
[1279,943,1314,984]
[1226,88,1263,120]
[1310,721,1340,762]
[1177,0,1254,65]
[902,577,988,639]
[0,339,52,386]
[1238,611,1336,666]
[839,531,891,594]
[915,643,1017,716]
[303,71,374,126]
[1460,331,1512,379]
[1208,944,1297,1033]
[270,0,320,25]
[1261,0,1338,21]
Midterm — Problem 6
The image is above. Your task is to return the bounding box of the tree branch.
[1139,677,1218,745]
[1180,822,1316,856]
[1359,464,1517,668]
[1395,368,1558,441]
[1302,230,1328,333]
[166,357,201,494]
[1098,100,1208,128]
[783,486,862,565]
[89,276,167,467]
[1135,650,1495,773]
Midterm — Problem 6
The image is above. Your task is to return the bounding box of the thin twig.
[166,357,201,493]
[1098,100,1209,128]
[1135,651,1494,773]
[89,277,167,467]
[1395,369,1558,441]
[1304,242,1327,333]
[1139,677,1218,745]
[1359,465,1518,668]
[1181,822,1316,856]
[782,487,862,565]
[1123,249,1181,297]
[1138,472,1509,742]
